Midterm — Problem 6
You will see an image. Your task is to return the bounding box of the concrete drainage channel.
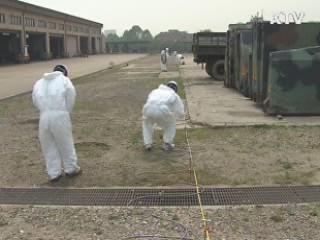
[0,186,320,206]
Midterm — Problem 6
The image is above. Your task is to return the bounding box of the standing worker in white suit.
[32,64,82,182]
[142,81,185,151]
[160,47,170,72]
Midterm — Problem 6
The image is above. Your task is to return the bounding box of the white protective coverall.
[160,48,169,72]
[32,71,78,180]
[142,84,185,146]
[175,54,184,65]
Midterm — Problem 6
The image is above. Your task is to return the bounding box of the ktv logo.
[271,11,305,24]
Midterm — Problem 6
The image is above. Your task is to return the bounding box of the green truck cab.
[192,32,227,80]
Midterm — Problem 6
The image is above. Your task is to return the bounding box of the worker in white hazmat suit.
[142,81,185,151]
[175,53,185,65]
[160,47,170,72]
[32,64,82,182]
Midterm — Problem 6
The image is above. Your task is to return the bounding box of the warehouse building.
[0,0,103,64]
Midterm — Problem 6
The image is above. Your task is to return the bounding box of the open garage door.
[50,35,64,59]
[26,33,46,61]
[80,36,89,55]
[0,31,21,64]
[91,37,96,54]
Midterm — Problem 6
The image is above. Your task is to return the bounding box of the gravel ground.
[1,204,320,239]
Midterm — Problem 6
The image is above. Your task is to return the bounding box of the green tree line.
[105,25,193,53]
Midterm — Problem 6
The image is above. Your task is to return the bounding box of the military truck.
[192,32,227,80]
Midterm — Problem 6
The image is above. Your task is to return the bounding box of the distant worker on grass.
[175,53,185,65]
[160,47,170,72]
[32,64,82,182]
[142,80,185,152]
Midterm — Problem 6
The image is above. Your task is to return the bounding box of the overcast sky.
[21,0,319,36]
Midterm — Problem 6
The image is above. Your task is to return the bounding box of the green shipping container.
[225,23,251,88]
[265,46,320,115]
[251,21,320,104]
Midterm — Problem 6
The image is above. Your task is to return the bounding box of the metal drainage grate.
[0,186,320,206]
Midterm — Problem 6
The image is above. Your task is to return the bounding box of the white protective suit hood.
[32,71,76,113]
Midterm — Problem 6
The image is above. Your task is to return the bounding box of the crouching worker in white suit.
[32,64,82,182]
[175,53,185,65]
[142,81,185,152]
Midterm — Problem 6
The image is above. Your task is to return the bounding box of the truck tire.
[212,59,225,81]
[205,62,214,78]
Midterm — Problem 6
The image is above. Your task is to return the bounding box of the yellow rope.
[185,124,211,240]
